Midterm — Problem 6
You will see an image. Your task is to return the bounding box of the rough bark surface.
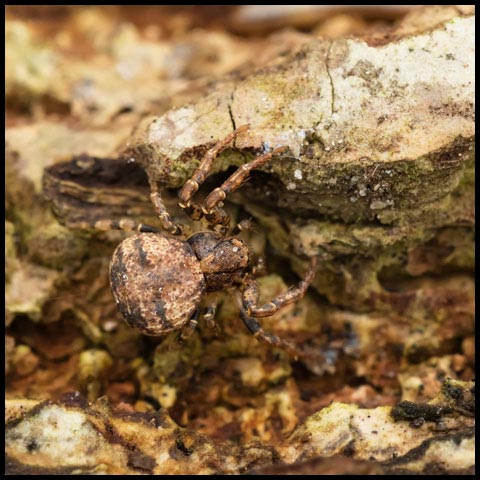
[5,5,475,475]
[125,11,474,225]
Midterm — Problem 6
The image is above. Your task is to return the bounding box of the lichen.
[5,5,474,476]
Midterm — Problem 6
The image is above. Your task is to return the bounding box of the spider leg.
[202,146,287,230]
[242,256,317,317]
[202,298,219,333]
[66,218,160,233]
[180,309,200,340]
[180,298,220,341]
[203,206,231,235]
[178,124,250,221]
[150,181,184,235]
[238,301,300,359]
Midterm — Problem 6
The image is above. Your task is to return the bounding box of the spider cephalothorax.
[65,125,318,354]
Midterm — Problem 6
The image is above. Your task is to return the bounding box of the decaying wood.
[5,5,475,476]
[125,8,474,225]
[121,7,475,327]
[5,379,474,474]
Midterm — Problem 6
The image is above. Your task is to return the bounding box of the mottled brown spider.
[79,125,317,354]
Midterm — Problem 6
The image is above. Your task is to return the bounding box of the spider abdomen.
[109,234,205,335]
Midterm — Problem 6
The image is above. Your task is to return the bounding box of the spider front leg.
[202,146,288,231]
[150,181,184,235]
[242,256,318,317]
[178,125,250,222]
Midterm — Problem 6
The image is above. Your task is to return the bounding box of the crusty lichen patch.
[385,430,475,474]
[125,12,474,225]
[5,396,276,475]
[280,379,474,467]
[5,379,474,475]
[5,5,475,476]
[6,404,128,471]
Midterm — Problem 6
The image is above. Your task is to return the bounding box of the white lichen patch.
[283,402,356,462]
[5,405,127,468]
[398,435,475,473]
[350,407,426,461]
[138,13,473,169]
[280,401,463,465]
[324,15,475,163]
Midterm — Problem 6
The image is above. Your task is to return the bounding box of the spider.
[77,125,317,354]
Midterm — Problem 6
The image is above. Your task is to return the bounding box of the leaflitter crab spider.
[79,125,317,354]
